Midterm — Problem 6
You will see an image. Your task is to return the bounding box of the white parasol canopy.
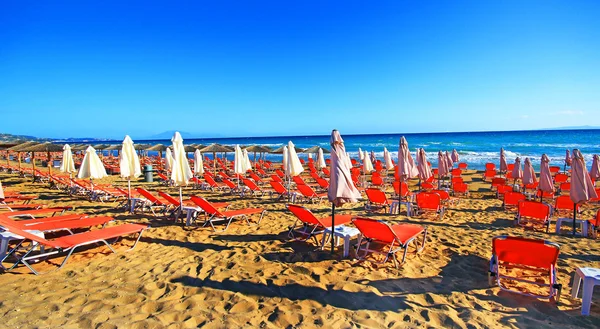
[194,149,204,175]
[59,144,76,174]
[119,135,141,180]
[170,132,193,186]
[285,141,304,177]
[317,147,326,170]
[77,146,107,180]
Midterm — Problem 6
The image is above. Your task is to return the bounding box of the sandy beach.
[0,162,599,329]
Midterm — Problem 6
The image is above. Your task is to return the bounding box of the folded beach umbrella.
[564,149,572,173]
[120,136,141,204]
[285,141,304,177]
[317,147,326,170]
[171,132,194,206]
[358,147,364,161]
[538,154,554,201]
[194,149,204,176]
[165,147,173,172]
[570,149,597,235]
[499,148,508,173]
[522,157,537,186]
[59,144,76,176]
[589,154,600,180]
[417,148,432,181]
[437,151,448,188]
[398,137,419,179]
[243,149,252,171]
[77,146,108,190]
[445,151,454,169]
[383,147,393,170]
[363,150,374,185]
[328,130,361,253]
[451,149,459,163]
[370,150,376,164]
[511,157,523,182]
[282,146,288,173]
[234,145,245,174]
[363,151,374,173]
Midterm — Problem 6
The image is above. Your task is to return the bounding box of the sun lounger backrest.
[392,181,411,197]
[504,192,526,206]
[292,176,305,185]
[554,173,568,183]
[518,201,550,219]
[189,196,221,216]
[136,188,160,204]
[157,191,180,206]
[269,181,287,194]
[287,205,320,226]
[492,235,559,270]
[430,189,450,201]
[554,195,577,211]
[222,179,236,189]
[365,188,387,204]
[416,192,441,210]
[453,182,468,193]
[296,184,316,198]
[352,217,396,244]
[316,178,329,189]
[243,178,259,190]
[485,163,496,170]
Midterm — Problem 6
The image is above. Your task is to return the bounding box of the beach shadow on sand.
[170,254,490,312]
[140,237,236,253]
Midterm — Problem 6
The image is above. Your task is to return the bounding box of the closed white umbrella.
[165,147,173,172]
[170,132,194,208]
[282,146,288,173]
[119,135,142,206]
[383,147,393,170]
[308,153,313,160]
[234,145,245,175]
[286,141,304,177]
[363,150,373,185]
[233,145,245,190]
[194,150,204,176]
[243,149,252,171]
[59,144,76,176]
[317,147,326,170]
[77,146,107,191]
[358,147,364,161]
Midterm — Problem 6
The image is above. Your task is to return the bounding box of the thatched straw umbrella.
[19,142,64,180]
[146,144,169,170]
[245,145,272,162]
[8,141,39,172]
[200,144,235,173]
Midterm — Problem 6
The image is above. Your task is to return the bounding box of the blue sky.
[1,1,599,139]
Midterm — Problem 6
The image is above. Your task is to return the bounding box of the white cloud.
[554,110,584,115]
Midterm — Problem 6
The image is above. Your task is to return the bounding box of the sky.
[1,1,599,139]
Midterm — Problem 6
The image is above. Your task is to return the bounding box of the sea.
[104,129,600,171]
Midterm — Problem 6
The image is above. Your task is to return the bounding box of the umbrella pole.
[179,187,183,220]
[32,153,36,182]
[572,204,577,236]
[331,203,336,253]
[128,179,132,212]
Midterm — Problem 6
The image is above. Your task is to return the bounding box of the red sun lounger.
[0,220,149,275]
[489,235,561,302]
[352,217,427,268]
[190,196,266,232]
[287,204,353,245]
